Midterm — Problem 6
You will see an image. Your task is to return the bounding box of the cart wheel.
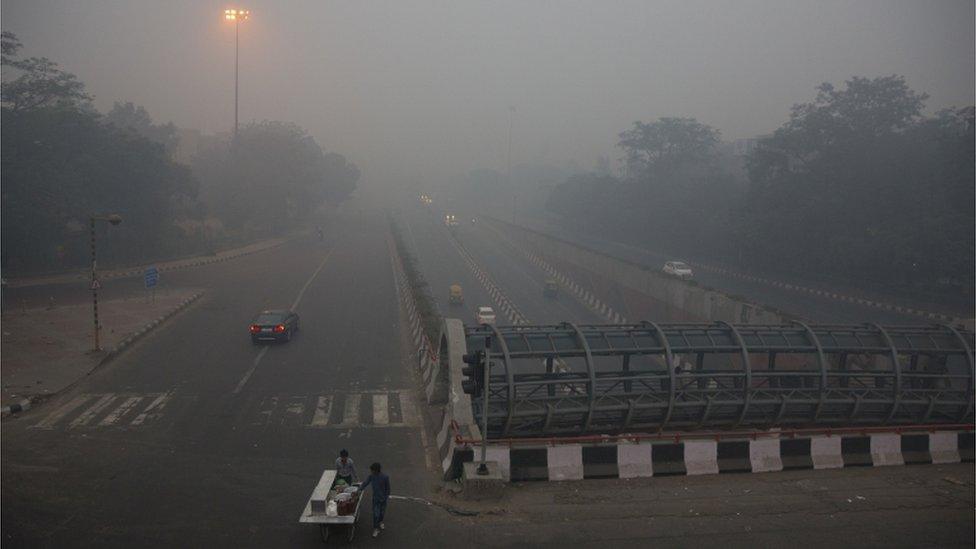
[319,525,329,543]
[347,525,355,542]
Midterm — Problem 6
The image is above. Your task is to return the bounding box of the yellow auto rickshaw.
[449,284,463,305]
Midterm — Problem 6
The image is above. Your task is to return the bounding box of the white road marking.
[32,394,92,429]
[254,396,278,426]
[69,394,117,428]
[98,396,144,426]
[311,396,333,427]
[372,394,389,425]
[233,347,268,394]
[290,248,335,311]
[130,392,171,426]
[398,391,421,427]
[233,248,334,394]
[341,393,361,426]
[282,396,305,424]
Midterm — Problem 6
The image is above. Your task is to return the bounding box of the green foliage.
[1,31,92,112]
[618,117,720,180]
[191,121,358,236]
[104,101,179,154]
[547,75,974,305]
[1,106,198,272]
[738,76,972,293]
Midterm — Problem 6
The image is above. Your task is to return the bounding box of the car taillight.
[273,324,286,333]
[249,325,261,334]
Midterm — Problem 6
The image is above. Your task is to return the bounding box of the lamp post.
[224,8,250,141]
[507,105,515,223]
[90,213,123,352]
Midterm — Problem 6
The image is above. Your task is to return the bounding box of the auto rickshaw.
[449,284,464,305]
[543,279,558,298]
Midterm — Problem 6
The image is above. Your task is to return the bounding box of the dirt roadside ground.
[1,289,200,408]
[430,462,974,547]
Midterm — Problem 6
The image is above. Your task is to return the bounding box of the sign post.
[144,266,159,303]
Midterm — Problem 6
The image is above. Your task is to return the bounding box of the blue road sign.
[144,266,159,288]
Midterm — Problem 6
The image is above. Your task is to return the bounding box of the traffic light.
[461,350,485,396]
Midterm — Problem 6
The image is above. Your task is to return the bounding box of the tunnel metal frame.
[460,322,976,438]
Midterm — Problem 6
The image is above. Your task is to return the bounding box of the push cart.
[299,469,367,542]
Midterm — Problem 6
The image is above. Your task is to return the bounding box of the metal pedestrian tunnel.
[460,322,974,438]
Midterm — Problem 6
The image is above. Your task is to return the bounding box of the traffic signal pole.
[478,340,491,475]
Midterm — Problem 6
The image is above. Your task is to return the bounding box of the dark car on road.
[249,310,300,344]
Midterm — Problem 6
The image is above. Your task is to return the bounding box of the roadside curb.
[1,291,205,417]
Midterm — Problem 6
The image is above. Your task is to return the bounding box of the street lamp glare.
[224,8,249,20]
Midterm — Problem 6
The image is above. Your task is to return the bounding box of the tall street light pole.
[224,8,250,142]
[508,105,516,223]
[89,213,123,352]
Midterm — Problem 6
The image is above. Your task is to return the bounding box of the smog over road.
[1,1,973,547]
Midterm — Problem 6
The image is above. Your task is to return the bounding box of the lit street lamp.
[224,8,250,141]
[90,213,123,352]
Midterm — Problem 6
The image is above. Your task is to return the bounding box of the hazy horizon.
[3,0,973,188]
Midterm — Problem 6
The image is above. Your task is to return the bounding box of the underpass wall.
[487,217,791,324]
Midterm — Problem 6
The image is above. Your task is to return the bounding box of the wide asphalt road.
[1,197,458,547]
[492,213,963,324]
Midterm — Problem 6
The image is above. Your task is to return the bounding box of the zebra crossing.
[30,389,422,431]
[249,390,421,429]
[31,391,174,430]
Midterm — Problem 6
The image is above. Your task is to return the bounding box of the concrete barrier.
[749,438,783,473]
[617,442,654,478]
[547,445,584,481]
[651,443,686,475]
[841,436,873,467]
[929,432,960,464]
[717,440,752,473]
[780,438,813,470]
[684,440,719,475]
[811,436,844,469]
[870,433,904,466]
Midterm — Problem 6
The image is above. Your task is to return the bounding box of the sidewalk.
[5,237,288,289]
[1,289,201,408]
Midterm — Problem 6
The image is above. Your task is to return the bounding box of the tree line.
[1,32,358,274]
[547,75,974,305]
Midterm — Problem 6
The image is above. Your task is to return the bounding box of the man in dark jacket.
[359,462,391,538]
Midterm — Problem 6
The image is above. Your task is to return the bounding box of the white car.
[475,306,496,325]
[663,261,693,279]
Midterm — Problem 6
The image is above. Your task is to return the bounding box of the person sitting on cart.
[335,449,358,485]
[359,462,391,538]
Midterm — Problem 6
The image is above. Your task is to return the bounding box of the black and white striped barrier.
[480,221,627,324]
[446,233,528,326]
[388,234,442,406]
[446,431,974,482]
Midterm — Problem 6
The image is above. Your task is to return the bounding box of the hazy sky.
[3,0,973,187]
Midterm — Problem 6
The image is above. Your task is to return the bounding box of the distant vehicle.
[444,214,459,227]
[470,218,477,225]
[663,261,693,279]
[250,309,300,344]
[543,279,558,298]
[475,306,496,325]
[449,284,464,305]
